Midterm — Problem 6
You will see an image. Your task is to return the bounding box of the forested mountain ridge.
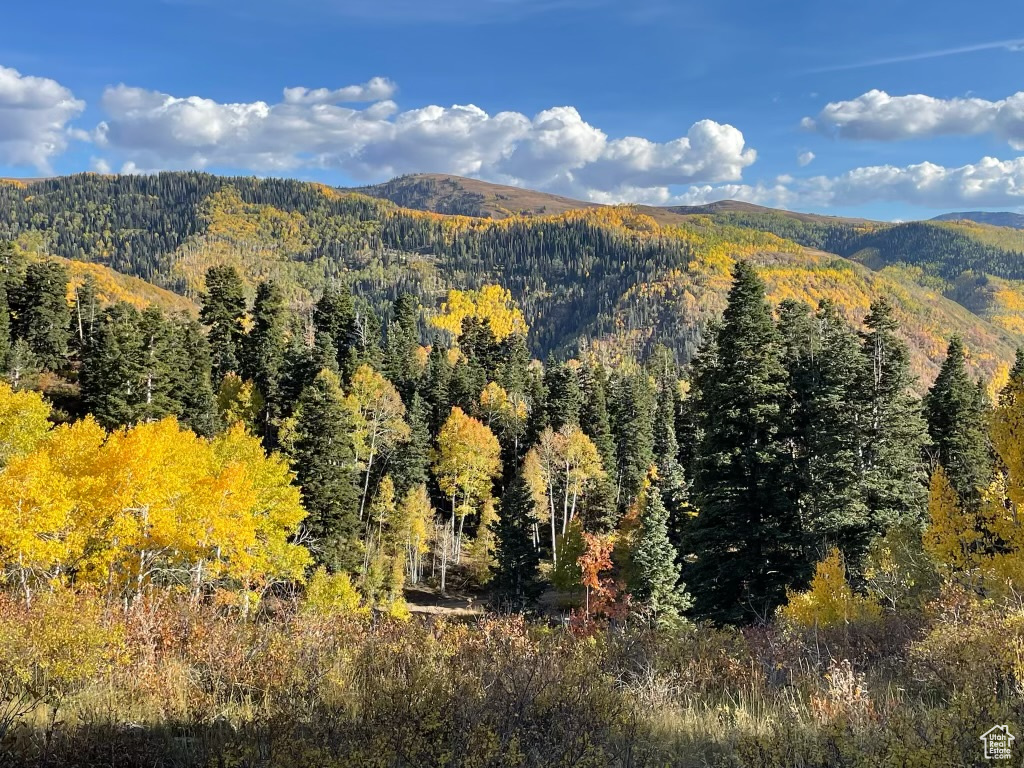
[0,172,1019,382]
[932,210,1024,229]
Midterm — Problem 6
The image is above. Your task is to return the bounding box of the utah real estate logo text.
[980,725,1015,760]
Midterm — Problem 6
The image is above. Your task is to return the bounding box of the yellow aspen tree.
[780,548,881,629]
[923,466,985,587]
[431,285,528,342]
[347,365,409,523]
[433,407,501,592]
[0,383,52,468]
[396,483,432,584]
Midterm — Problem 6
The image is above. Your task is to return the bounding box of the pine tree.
[543,360,581,431]
[423,338,453,435]
[687,261,800,624]
[80,303,146,428]
[290,369,362,572]
[384,292,420,401]
[609,367,656,513]
[313,284,355,372]
[391,393,431,498]
[924,335,992,508]
[630,486,691,627]
[856,298,928,544]
[137,306,180,423]
[802,301,869,563]
[176,319,219,436]
[200,265,247,383]
[244,280,288,435]
[11,260,71,371]
[579,361,619,531]
[491,470,543,606]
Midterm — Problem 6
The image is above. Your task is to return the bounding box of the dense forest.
[1,220,1023,765]
[3,173,1024,378]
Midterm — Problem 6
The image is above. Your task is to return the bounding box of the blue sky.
[3,0,1024,219]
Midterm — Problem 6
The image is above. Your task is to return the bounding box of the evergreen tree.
[176,319,219,436]
[391,393,432,498]
[609,368,656,513]
[423,337,453,435]
[244,280,288,432]
[490,470,543,605]
[137,306,180,423]
[630,486,691,626]
[313,284,355,371]
[924,335,992,508]
[80,303,146,428]
[290,369,362,572]
[384,292,420,401]
[11,260,71,371]
[687,261,800,624]
[6,338,40,390]
[199,265,247,383]
[579,361,619,531]
[348,301,384,378]
[801,301,869,563]
[856,298,928,543]
[543,360,581,431]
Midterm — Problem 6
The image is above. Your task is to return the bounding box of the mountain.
[0,172,1019,385]
[357,173,601,219]
[931,211,1024,229]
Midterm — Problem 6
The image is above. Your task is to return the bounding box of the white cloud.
[91,80,757,198]
[668,155,1024,211]
[804,89,1024,148]
[0,65,85,171]
[797,150,815,167]
[282,77,397,105]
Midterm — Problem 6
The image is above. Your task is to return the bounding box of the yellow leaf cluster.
[0,414,310,602]
[780,549,881,629]
[431,285,528,341]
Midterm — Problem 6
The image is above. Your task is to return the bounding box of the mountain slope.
[0,172,1018,385]
[356,173,600,218]
[932,211,1024,229]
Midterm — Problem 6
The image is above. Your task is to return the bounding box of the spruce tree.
[687,261,800,624]
[543,360,581,431]
[609,367,656,513]
[11,260,71,371]
[802,301,869,563]
[313,284,355,371]
[631,486,691,626]
[391,393,431,498]
[80,303,146,428]
[176,319,219,436]
[924,335,992,508]
[384,292,420,401]
[423,338,453,435]
[137,306,180,423]
[244,280,288,433]
[856,298,928,543]
[579,361,619,531]
[200,265,247,383]
[491,470,543,606]
[290,369,362,572]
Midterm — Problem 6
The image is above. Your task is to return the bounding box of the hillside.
[0,173,1019,383]
[357,173,601,218]
[932,211,1024,229]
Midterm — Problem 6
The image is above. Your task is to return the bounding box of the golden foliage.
[780,549,881,629]
[431,284,528,341]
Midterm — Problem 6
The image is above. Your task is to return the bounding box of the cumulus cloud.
[803,89,1024,148]
[91,80,757,198]
[797,150,815,167]
[0,65,85,171]
[666,155,1024,211]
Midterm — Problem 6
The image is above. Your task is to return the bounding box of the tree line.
[2,241,1023,625]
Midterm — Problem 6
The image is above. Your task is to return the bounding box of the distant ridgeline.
[1,173,1023,379]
